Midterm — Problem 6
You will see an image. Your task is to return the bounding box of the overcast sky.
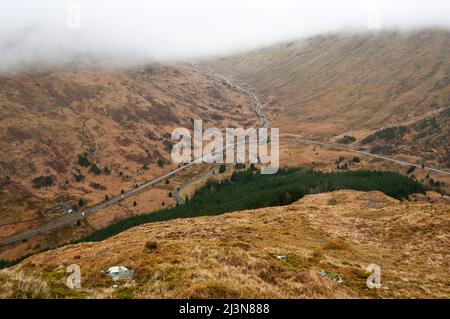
[1,0,450,72]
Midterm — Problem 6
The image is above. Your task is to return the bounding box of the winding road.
[0,162,196,247]
[204,67,450,176]
[1,67,449,248]
[173,168,218,205]
[280,137,450,176]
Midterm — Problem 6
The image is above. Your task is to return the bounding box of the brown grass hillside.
[0,64,258,234]
[207,30,450,168]
[0,190,448,299]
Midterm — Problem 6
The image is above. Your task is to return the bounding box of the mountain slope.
[0,190,448,299]
[207,30,450,167]
[0,64,258,240]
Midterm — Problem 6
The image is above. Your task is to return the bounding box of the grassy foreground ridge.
[0,168,425,269]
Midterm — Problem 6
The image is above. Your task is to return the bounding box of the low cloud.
[1,0,450,73]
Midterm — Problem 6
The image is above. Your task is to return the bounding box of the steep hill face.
[207,30,450,167]
[0,190,448,299]
[358,108,449,167]
[0,64,258,231]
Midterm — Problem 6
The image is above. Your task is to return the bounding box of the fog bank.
[1,0,450,72]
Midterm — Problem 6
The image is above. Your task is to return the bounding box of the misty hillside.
[1,0,450,304]
[208,30,450,167]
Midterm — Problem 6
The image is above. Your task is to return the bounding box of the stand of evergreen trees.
[0,168,425,269]
[74,168,424,244]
